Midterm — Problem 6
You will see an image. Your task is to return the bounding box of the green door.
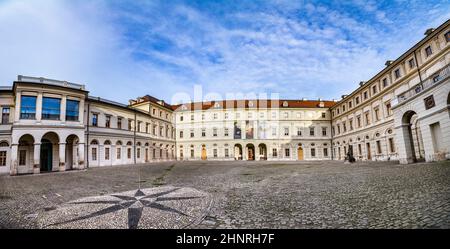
[40,139,52,172]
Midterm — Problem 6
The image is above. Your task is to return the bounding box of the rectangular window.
[446,31,450,42]
[284,127,289,136]
[408,58,416,69]
[382,78,388,87]
[272,127,277,136]
[372,85,377,94]
[297,128,302,136]
[376,141,382,154]
[272,148,278,157]
[322,112,326,118]
[343,123,347,132]
[213,128,218,137]
[322,127,327,136]
[425,46,433,57]
[65,100,79,121]
[105,116,111,128]
[191,114,194,121]
[394,69,401,79]
[310,127,315,136]
[137,121,141,132]
[0,151,6,166]
[323,148,328,157]
[190,130,194,138]
[357,116,361,128]
[180,115,183,121]
[19,150,26,165]
[179,131,183,138]
[224,113,228,119]
[363,91,368,100]
[284,112,288,119]
[342,105,346,112]
[128,120,133,131]
[365,112,371,125]
[348,101,352,109]
[349,119,353,130]
[190,149,194,158]
[20,96,37,119]
[213,149,217,158]
[92,148,97,161]
[386,102,392,116]
[92,114,98,127]
[374,108,380,121]
[389,138,395,153]
[105,147,110,160]
[137,148,141,159]
[117,148,121,159]
[224,128,229,137]
[42,97,61,120]
[127,148,131,159]
[285,148,290,157]
[145,123,149,133]
[213,113,218,119]
[202,114,205,120]
[311,148,316,157]
[355,96,360,105]
[2,107,10,124]
[117,118,122,129]
[225,148,229,158]
[202,129,206,137]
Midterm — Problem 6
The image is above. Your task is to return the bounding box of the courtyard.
[0,160,449,229]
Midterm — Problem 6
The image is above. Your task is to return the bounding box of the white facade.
[1,20,449,175]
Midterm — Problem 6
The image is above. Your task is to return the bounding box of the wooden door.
[201,148,207,160]
[297,147,303,160]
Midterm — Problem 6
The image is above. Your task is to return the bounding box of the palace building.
[0,19,449,175]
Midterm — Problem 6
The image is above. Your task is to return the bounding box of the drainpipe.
[413,50,423,83]
[86,102,90,168]
[134,111,137,164]
[330,114,334,160]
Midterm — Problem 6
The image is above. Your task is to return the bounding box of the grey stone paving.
[0,160,449,229]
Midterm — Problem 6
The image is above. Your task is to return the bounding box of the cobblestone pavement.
[0,160,449,229]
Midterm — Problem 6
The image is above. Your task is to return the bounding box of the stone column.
[60,95,66,122]
[78,143,85,169]
[36,93,43,122]
[14,92,21,122]
[33,143,41,174]
[59,142,66,171]
[10,144,18,175]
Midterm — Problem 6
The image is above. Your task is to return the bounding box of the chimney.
[385,60,393,66]
[424,28,434,36]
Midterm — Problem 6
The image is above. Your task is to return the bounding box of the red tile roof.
[171,99,336,111]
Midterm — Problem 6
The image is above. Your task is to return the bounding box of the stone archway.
[246,144,255,161]
[234,144,243,160]
[17,134,35,174]
[399,110,424,163]
[41,132,60,172]
[258,143,267,160]
[65,134,79,170]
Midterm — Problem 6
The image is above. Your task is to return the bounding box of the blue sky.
[0,0,449,104]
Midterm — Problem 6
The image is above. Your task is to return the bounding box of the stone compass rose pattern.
[38,186,211,229]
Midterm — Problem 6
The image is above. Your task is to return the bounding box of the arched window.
[116,141,123,146]
[0,141,9,147]
[104,140,111,145]
[90,140,99,145]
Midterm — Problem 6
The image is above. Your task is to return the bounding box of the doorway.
[297,146,304,160]
[40,139,52,172]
